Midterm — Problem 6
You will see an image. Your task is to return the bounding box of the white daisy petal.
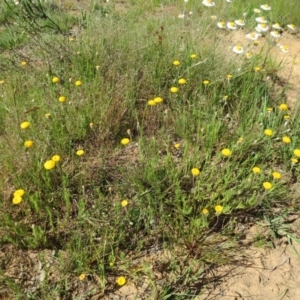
[235,19,245,26]
[246,32,261,41]
[272,23,282,30]
[217,21,226,29]
[232,45,244,54]
[227,21,237,30]
[255,24,269,32]
[260,4,271,11]
[287,24,296,30]
[255,16,268,24]
[270,31,281,38]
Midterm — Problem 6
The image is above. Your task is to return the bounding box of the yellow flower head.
[263,182,272,190]
[254,66,261,72]
[121,200,129,207]
[12,195,22,205]
[267,107,273,112]
[52,76,60,83]
[51,155,61,162]
[246,52,253,59]
[272,171,281,179]
[282,136,291,144]
[215,205,223,214]
[284,115,290,120]
[24,140,34,148]
[191,168,200,177]
[178,78,187,85]
[45,113,51,118]
[202,208,209,215]
[59,96,66,103]
[190,54,197,59]
[252,166,261,174]
[14,189,25,197]
[116,276,126,286]
[21,61,27,66]
[203,80,210,85]
[279,103,288,111]
[44,160,56,170]
[226,74,233,79]
[293,149,300,157]
[291,157,298,164]
[76,150,85,156]
[121,138,130,145]
[221,148,232,157]
[174,143,180,149]
[148,100,156,106]
[20,121,30,129]
[264,129,273,136]
[173,60,180,66]
[154,97,163,104]
[78,273,85,281]
[75,80,82,86]
[170,87,179,93]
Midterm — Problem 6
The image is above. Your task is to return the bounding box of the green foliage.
[0,0,300,297]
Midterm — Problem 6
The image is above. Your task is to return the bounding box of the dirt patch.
[196,218,300,300]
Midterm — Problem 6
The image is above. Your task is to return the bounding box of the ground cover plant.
[0,0,300,298]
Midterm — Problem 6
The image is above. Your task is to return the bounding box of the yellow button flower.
[20,121,30,129]
[252,167,261,174]
[282,136,291,144]
[293,149,300,157]
[52,76,60,83]
[12,195,22,205]
[75,80,82,86]
[215,205,223,214]
[173,60,180,66]
[51,155,61,162]
[14,189,25,197]
[121,138,130,145]
[190,54,197,59]
[202,208,209,215]
[116,276,126,286]
[221,148,232,157]
[264,129,273,136]
[78,273,85,281]
[170,87,179,93]
[203,80,210,85]
[76,150,85,156]
[279,103,288,111]
[44,160,56,170]
[24,140,34,148]
[59,96,66,103]
[148,100,156,106]
[154,97,163,104]
[21,61,27,66]
[178,78,187,85]
[272,171,281,179]
[121,200,129,207]
[263,182,272,190]
[191,168,200,177]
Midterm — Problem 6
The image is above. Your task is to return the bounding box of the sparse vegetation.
[0,0,300,298]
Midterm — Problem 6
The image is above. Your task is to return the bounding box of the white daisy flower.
[287,24,296,30]
[260,4,271,11]
[211,15,217,20]
[217,21,226,29]
[243,12,248,17]
[235,19,245,26]
[270,31,281,38]
[255,16,268,24]
[272,23,282,30]
[246,32,261,41]
[178,14,185,19]
[226,0,232,3]
[254,8,261,13]
[246,52,253,58]
[202,0,215,7]
[232,45,244,54]
[255,23,269,32]
[227,21,237,30]
[279,45,288,53]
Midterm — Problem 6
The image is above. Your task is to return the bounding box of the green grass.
[0,0,300,298]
